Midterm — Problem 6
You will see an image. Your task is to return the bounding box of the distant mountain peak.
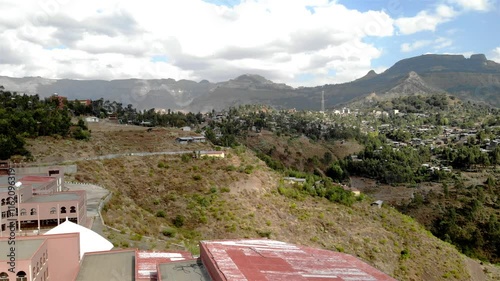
[233,74,272,84]
[470,54,487,61]
[385,71,443,97]
[364,70,378,78]
[217,74,293,91]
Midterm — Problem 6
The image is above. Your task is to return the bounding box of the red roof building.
[135,250,193,280]
[200,239,397,281]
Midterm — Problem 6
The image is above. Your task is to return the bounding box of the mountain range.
[1,53,499,112]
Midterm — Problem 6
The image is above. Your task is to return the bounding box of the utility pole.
[321,90,325,113]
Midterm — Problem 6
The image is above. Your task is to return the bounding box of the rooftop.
[24,192,80,203]
[136,251,193,280]
[45,220,113,259]
[0,239,45,260]
[19,175,55,183]
[201,239,397,281]
[158,259,211,281]
[76,250,135,281]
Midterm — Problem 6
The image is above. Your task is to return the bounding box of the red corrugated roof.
[200,239,397,281]
[135,250,194,280]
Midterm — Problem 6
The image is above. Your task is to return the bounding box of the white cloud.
[395,5,457,35]
[491,47,500,63]
[401,37,453,53]
[401,40,432,52]
[0,0,395,86]
[395,0,494,35]
[448,0,493,11]
[434,37,453,49]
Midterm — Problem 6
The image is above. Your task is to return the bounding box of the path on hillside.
[34,150,196,166]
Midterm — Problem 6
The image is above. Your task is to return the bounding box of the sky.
[0,0,499,87]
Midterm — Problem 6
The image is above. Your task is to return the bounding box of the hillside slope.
[25,123,499,280]
[69,148,499,281]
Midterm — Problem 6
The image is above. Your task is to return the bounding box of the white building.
[85,116,99,123]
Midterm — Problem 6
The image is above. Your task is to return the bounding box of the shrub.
[73,127,90,140]
[256,229,272,238]
[156,210,166,218]
[181,154,192,162]
[400,248,410,260]
[244,165,254,174]
[192,175,202,181]
[172,215,185,227]
[162,228,176,237]
[225,165,237,172]
[130,233,143,241]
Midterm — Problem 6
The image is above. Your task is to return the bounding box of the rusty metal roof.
[200,239,397,281]
[135,250,193,280]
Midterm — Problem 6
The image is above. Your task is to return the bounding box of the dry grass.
[26,123,499,280]
[71,147,480,281]
[25,121,212,164]
[242,130,364,171]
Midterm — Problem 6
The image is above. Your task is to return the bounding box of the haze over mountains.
[1,53,500,112]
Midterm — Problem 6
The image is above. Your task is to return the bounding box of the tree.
[322,151,333,165]
[326,163,345,182]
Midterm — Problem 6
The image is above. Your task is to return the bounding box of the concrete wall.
[16,165,78,175]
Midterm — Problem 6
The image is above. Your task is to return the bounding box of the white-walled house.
[85,116,99,123]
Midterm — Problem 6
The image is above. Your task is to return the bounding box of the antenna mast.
[321,90,325,112]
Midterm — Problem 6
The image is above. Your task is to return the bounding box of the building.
[84,116,99,123]
[192,136,206,143]
[74,239,396,281]
[0,161,9,176]
[0,167,87,235]
[283,177,306,185]
[77,99,92,106]
[199,239,396,281]
[50,94,67,109]
[135,251,193,280]
[175,136,206,144]
[45,220,113,259]
[196,151,225,158]
[0,232,81,281]
[2,235,397,280]
[0,220,114,281]
[175,137,193,144]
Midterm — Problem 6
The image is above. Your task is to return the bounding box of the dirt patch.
[328,140,364,160]
[243,130,363,172]
[25,122,212,164]
[464,258,487,281]
[229,170,276,195]
[350,177,446,206]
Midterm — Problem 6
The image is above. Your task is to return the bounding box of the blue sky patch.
[151,55,169,63]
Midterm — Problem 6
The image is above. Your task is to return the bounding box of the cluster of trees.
[402,181,500,263]
[336,135,433,184]
[439,145,500,169]
[377,94,451,114]
[0,88,75,159]
[138,109,204,128]
[278,172,357,206]
[66,98,205,128]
